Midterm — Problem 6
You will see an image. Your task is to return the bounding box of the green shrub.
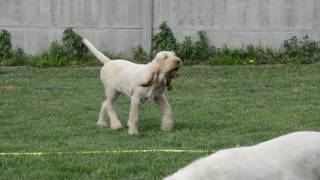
[3,48,27,66]
[209,53,238,65]
[300,36,320,62]
[48,41,67,59]
[27,53,50,67]
[62,28,88,60]
[208,45,277,65]
[152,21,177,54]
[3,24,320,67]
[152,22,320,65]
[209,46,242,65]
[191,31,214,64]
[47,41,70,66]
[252,47,276,64]
[207,35,320,65]
[0,30,12,62]
[48,56,70,67]
[132,45,148,63]
[102,50,125,60]
[176,36,194,64]
[28,41,70,67]
[176,32,214,65]
[74,53,100,66]
[279,35,320,64]
[0,30,27,66]
[27,28,91,67]
[282,36,300,58]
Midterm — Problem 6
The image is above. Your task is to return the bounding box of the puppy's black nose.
[176,60,181,65]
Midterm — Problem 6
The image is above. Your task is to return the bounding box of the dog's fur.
[83,39,181,134]
[165,131,320,180]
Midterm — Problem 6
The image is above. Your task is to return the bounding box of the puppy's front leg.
[128,96,141,134]
[155,95,173,131]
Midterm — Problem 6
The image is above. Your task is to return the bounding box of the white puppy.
[83,39,181,134]
[165,131,320,180]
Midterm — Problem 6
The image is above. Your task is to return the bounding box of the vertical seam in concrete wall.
[142,0,153,55]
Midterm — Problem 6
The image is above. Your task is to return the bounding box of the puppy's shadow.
[143,121,231,133]
[139,119,192,133]
[138,118,161,132]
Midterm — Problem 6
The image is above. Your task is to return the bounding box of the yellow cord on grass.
[0,149,215,156]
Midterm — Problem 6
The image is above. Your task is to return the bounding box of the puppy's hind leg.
[98,89,123,130]
[97,99,109,127]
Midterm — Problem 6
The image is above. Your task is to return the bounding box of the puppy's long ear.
[165,78,173,91]
[140,65,160,87]
[140,71,157,87]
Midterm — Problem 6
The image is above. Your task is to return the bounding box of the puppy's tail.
[83,38,111,64]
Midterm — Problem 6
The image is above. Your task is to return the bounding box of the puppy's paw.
[97,121,108,128]
[128,127,139,135]
[161,122,174,131]
[110,122,123,130]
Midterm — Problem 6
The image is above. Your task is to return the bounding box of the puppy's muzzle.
[170,59,182,78]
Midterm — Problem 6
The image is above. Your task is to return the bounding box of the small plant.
[47,41,70,67]
[101,50,123,60]
[27,28,91,67]
[176,36,194,64]
[48,41,67,59]
[3,48,27,66]
[298,35,320,63]
[3,23,320,67]
[28,41,69,67]
[27,53,50,68]
[0,30,12,62]
[62,28,88,60]
[176,32,214,65]
[209,46,241,65]
[282,36,300,57]
[279,35,320,64]
[191,31,213,64]
[0,30,27,66]
[132,45,148,63]
[252,47,276,64]
[152,21,177,54]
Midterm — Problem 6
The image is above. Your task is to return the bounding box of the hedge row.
[1,22,320,67]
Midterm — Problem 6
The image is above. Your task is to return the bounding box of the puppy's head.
[154,51,182,75]
[141,51,182,90]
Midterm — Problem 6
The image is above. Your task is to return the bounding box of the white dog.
[83,39,181,134]
[165,131,320,180]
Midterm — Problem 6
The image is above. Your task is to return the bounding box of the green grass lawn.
[1,65,320,179]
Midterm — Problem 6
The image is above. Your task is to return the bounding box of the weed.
[2,23,320,67]
[176,36,194,64]
[132,45,149,63]
[279,35,320,64]
[191,31,214,64]
[152,21,177,54]
[0,30,12,62]
[62,28,88,60]
[3,48,27,66]
[28,28,91,67]
[0,30,28,66]
[27,53,50,68]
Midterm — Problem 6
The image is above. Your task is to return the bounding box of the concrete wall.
[154,0,320,48]
[0,0,319,55]
[0,0,145,55]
